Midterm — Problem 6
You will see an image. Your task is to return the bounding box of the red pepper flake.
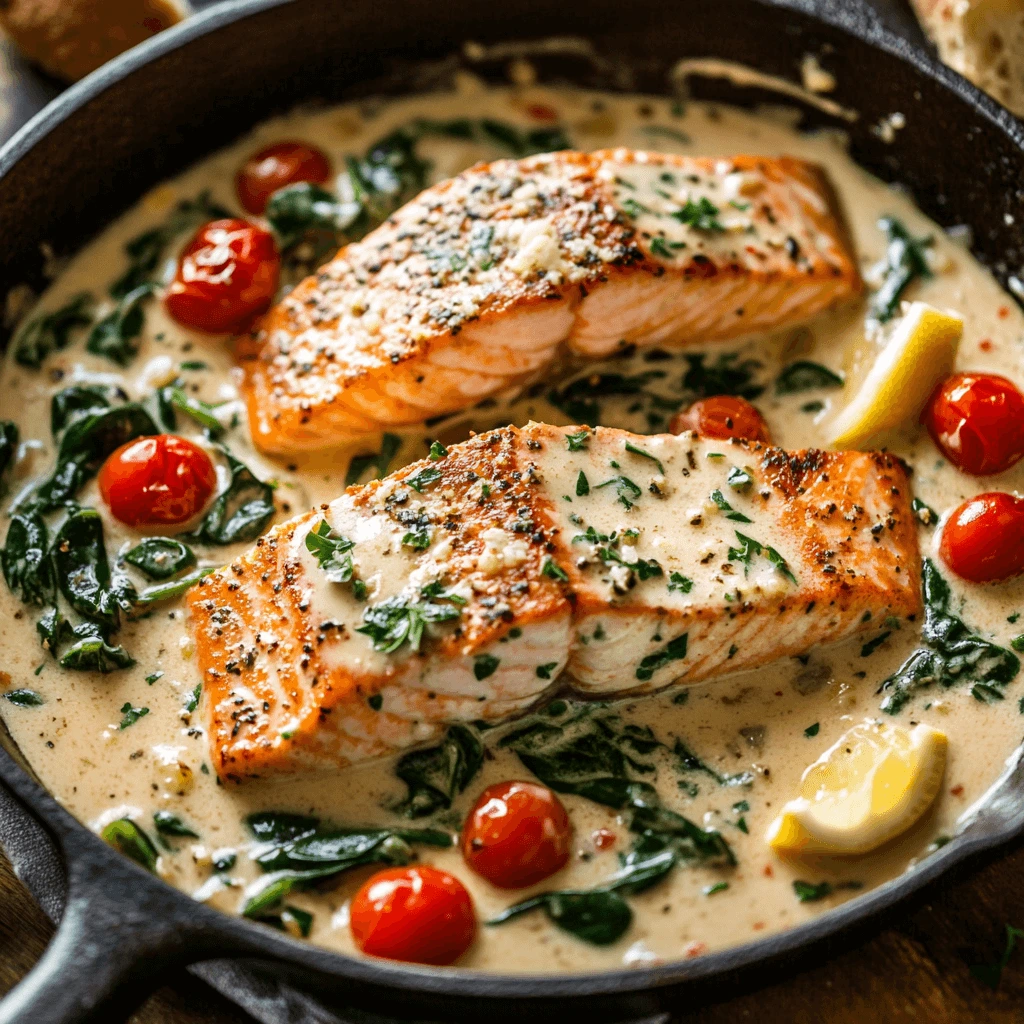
[592,827,616,851]
[752,921,766,931]
[999,306,1010,319]
[979,339,994,352]
[526,103,558,122]
[683,940,708,958]
[950,784,964,797]
[775,690,784,697]
[762,864,774,878]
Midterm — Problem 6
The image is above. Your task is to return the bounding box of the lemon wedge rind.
[766,721,948,856]
[828,301,962,450]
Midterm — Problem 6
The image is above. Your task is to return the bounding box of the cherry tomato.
[939,491,1024,583]
[461,780,572,889]
[165,219,279,334]
[349,865,476,965]
[669,395,772,444]
[923,372,1024,476]
[99,435,217,528]
[236,141,332,215]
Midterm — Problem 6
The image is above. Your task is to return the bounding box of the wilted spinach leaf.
[49,384,121,436]
[879,559,1019,714]
[18,402,157,513]
[124,537,196,580]
[85,284,155,366]
[101,818,158,872]
[241,812,451,917]
[2,689,44,708]
[394,724,483,817]
[191,450,275,545]
[1,512,55,606]
[153,811,199,838]
[13,293,93,368]
[774,361,844,395]
[265,183,361,249]
[869,216,932,322]
[682,352,764,400]
[345,433,402,487]
[52,507,136,629]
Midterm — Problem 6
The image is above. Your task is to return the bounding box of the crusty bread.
[0,0,188,82]
[910,0,1024,117]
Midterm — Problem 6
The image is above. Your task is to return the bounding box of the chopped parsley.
[474,654,500,681]
[673,197,724,232]
[667,572,693,594]
[576,470,590,496]
[726,466,753,492]
[727,530,798,585]
[536,662,559,680]
[710,489,752,523]
[428,440,448,460]
[793,879,862,902]
[119,703,149,729]
[406,465,443,492]
[636,633,688,682]
[566,430,590,452]
[541,559,570,583]
[596,475,642,510]
[804,722,820,738]
[624,441,664,474]
[304,520,366,599]
[356,593,463,655]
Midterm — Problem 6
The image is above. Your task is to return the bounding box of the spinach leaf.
[49,384,120,435]
[241,812,451,917]
[265,183,361,249]
[13,293,93,368]
[1,512,55,606]
[18,403,158,513]
[3,689,44,708]
[774,361,845,395]
[674,738,753,788]
[111,191,231,298]
[124,537,196,580]
[0,421,18,483]
[58,623,134,673]
[345,433,402,487]
[53,507,136,629]
[682,352,764,401]
[166,386,225,436]
[134,568,216,605]
[548,371,668,427]
[153,811,199,838]
[85,284,155,366]
[191,450,275,545]
[879,560,1019,714]
[490,888,632,945]
[394,724,483,817]
[102,818,158,872]
[869,216,932,322]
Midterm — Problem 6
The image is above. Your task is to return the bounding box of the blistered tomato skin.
[669,395,772,444]
[165,219,280,334]
[939,492,1024,583]
[236,141,332,215]
[923,372,1024,476]
[99,435,217,528]
[462,780,572,889]
[349,865,476,965]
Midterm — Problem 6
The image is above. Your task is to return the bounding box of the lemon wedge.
[829,301,962,449]
[766,721,947,856]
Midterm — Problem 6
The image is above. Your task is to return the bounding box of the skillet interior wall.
[1,0,1024,331]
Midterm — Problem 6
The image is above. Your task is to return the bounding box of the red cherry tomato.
[939,491,1024,583]
[669,395,772,444]
[98,435,217,528]
[461,780,572,889]
[165,219,280,334]
[236,141,332,215]
[923,372,1024,476]
[349,865,476,965]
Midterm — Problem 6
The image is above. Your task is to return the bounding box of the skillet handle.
[0,843,220,1024]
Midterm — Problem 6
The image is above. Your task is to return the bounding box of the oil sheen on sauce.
[0,78,1022,974]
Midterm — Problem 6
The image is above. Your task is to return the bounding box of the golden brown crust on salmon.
[239,151,862,454]
[189,424,919,782]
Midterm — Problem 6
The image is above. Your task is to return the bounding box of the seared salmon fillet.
[240,150,861,454]
[188,424,919,781]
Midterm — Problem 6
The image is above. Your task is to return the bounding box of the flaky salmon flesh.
[188,424,919,781]
[240,150,861,454]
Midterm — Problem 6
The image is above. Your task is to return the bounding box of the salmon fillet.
[239,150,861,454]
[188,424,919,781]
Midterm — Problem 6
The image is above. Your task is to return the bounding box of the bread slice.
[910,0,1024,117]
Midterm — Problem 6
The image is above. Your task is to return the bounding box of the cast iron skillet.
[0,0,1023,1022]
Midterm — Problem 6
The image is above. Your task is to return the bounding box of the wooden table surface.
[0,839,1022,1023]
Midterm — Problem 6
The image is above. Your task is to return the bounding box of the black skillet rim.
[0,0,1022,1005]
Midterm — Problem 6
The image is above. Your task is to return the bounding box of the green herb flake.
[576,470,590,497]
[673,197,724,232]
[145,671,164,685]
[542,559,570,583]
[474,654,501,681]
[793,879,862,902]
[726,466,754,492]
[536,662,559,680]
[102,818,158,872]
[428,440,448,460]
[911,496,939,526]
[861,631,891,657]
[703,882,729,896]
[804,722,820,738]
[667,572,693,594]
[406,466,443,493]
[153,810,199,838]
[710,490,752,523]
[870,216,933,323]
[119,703,149,729]
[356,593,462,655]
[184,683,201,713]
[636,633,688,682]
[566,430,590,452]
[345,434,402,487]
[2,689,44,708]
[624,441,664,474]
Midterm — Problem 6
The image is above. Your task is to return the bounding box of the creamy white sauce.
[0,79,1022,973]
